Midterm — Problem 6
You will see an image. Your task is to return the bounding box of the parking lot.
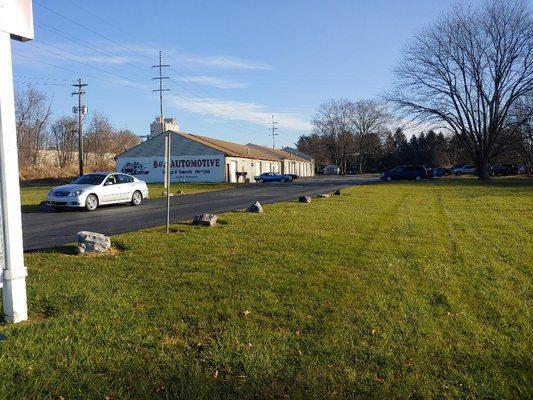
[22,175,379,250]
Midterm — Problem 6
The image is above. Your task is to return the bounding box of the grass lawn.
[1,178,531,399]
[19,182,233,212]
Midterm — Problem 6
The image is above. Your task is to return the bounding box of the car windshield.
[72,174,107,185]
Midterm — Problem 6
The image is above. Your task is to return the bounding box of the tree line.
[15,85,140,180]
[298,1,532,178]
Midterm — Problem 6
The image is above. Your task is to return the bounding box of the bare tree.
[85,111,115,169]
[49,116,77,168]
[388,0,532,179]
[511,94,533,173]
[15,85,53,166]
[112,129,141,155]
[311,99,355,174]
[348,100,390,173]
[296,133,328,172]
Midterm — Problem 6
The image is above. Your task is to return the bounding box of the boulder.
[176,190,184,194]
[77,231,111,254]
[317,193,331,198]
[334,190,341,196]
[246,201,263,213]
[299,196,311,203]
[193,213,218,226]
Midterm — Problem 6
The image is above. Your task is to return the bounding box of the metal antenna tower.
[72,78,88,176]
[270,115,278,149]
[152,51,171,233]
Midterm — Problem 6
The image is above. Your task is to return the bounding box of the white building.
[115,131,315,183]
[246,144,315,177]
[149,117,180,137]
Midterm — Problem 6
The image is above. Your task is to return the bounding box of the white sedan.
[46,173,149,211]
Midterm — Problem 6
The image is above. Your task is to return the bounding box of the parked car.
[46,172,149,211]
[451,164,463,174]
[453,165,477,175]
[323,164,340,175]
[490,163,518,176]
[433,167,453,177]
[254,172,293,183]
[380,165,432,181]
[284,173,299,181]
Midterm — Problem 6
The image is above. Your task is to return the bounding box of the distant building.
[149,117,180,137]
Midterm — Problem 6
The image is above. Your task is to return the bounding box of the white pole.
[0,32,28,323]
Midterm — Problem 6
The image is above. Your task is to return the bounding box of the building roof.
[115,131,280,161]
[246,143,309,162]
[186,133,279,161]
[282,147,314,161]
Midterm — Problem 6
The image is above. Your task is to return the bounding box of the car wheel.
[131,190,142,206]
[281,178,286,183]
[386,176,392,182]
[415,176,422,181]
[258,178,264,183]
[85,194,98,211]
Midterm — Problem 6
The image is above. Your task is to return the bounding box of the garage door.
[229,161,237,183]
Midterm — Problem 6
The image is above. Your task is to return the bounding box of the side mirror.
[104,181,113,186]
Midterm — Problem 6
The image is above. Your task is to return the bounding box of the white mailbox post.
[0,0,34,323]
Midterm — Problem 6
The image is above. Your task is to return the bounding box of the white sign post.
[0,0,34,323]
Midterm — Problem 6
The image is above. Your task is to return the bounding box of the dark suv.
[490,163,518,176]
[380,165,432,181]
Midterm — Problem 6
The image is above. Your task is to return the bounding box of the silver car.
[46,173,149,211]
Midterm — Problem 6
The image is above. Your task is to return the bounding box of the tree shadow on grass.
[432,176,532,189]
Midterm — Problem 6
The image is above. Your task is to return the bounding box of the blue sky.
[11,0,478,147]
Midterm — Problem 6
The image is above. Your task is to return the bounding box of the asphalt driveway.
[22,175,378,251]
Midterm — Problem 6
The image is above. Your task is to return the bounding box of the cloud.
[169,95,311,132]
[176,75,247,89]
[176,54,272,70]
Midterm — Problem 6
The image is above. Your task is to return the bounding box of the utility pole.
[152,51,171,233]
[72,79,88,177]
[270,115,278,149]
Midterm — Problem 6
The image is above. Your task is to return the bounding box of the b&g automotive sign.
[116,155,225,183]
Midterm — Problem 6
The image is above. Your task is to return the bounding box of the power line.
[34,0,153,63]
[12,52,85,78]
[14,74,69,82]
[31,30,263,137]
[31,41,150,86]
[34,20,151,76]
[14,79,69,87]
[32,1,278,138]
[35,1,270,136]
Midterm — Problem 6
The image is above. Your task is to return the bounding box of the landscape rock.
[317,193,331,198]
[299,196,311,203]
[193,213,218,226]
[246,201,263,213]
[77,231,111,254]
[334,190,341,196]
[176,190,184,194]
